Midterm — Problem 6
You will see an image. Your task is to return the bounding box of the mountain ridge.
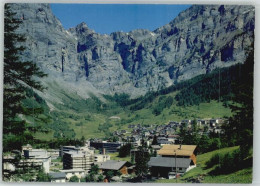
[10,3,255,99]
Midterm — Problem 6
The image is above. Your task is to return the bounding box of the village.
[3,118,225,182]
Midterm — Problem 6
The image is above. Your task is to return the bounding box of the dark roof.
[97,160,130,170]
[49,172,66,179]
[148,157,191,168]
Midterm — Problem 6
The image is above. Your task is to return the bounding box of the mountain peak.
[77,22,88,28]
[74,22,95,35]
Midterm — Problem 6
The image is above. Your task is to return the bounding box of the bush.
[36,169,51,182]
[209,148,252,175]
[97,174,104,182]
[116,170,122,176]
[85,174,94,182]
[206,153,222,168]
[105,170,114,181]
[69,175,79,182]
[76,122,83,126]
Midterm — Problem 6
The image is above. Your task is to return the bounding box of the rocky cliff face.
[10,3,255,98]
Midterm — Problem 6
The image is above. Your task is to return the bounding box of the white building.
[94,154,110,162]
[60,169,85,180]
[23,148,51,173]
[47,149,60,159]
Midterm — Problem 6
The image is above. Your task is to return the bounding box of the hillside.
[155,146,252,183]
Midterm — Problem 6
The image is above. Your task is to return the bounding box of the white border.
[0,0,259,186]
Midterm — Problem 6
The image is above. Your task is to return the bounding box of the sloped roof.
[151,145,161,149]
[158,145,197,156]
[60,169,85,173]
[49,172,66,179]
[97,160,129,170]
[148,157,191,168]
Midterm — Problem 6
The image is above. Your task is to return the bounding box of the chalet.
[96,160,133,175]
[148,144,197,178]
[158,144,197,164]
[148,157,195,178]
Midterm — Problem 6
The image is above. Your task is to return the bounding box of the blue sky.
[51,4,191,34]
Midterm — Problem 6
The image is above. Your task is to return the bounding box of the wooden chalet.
[158,144,197,165]
[148,144,197,178]
[95,160,133,175]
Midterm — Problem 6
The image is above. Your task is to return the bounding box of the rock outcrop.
[10,3,255,97]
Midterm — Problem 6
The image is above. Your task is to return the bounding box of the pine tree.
[151,135,158,145]
[3,4,47,152]
[228,51,254,158]
[135,144,150,179]
[222,50,254,159]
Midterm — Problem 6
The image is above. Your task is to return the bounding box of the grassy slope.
[108,152,131,162]
[155,146,252,183]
